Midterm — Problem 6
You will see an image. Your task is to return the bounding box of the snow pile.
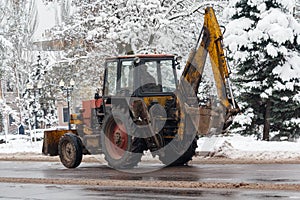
[197,135,300,160]
[0,135,43,154]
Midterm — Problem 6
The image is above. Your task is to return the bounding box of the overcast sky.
[34,0,57,40]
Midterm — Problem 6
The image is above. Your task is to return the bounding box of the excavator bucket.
[42,129,77,156]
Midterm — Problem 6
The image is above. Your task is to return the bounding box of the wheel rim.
[61,141,75,163]
[105,120,128,160]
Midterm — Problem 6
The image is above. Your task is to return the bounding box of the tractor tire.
[58,133,83,168]
[159,137,198,166]
[101,112,144,169]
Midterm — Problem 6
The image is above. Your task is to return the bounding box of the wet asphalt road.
[2,182,300,200]
[1,161,300,199]
[1,161,300,184]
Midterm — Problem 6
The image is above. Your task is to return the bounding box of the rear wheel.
[159,137,198,166]
[58,133,83,168]
[101,113,144,169]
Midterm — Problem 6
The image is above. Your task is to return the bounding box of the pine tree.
[225,0,300,140]
[22,55,58,129]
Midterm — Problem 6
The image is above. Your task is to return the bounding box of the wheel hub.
[106,121,129,159]
[111,124,127,149]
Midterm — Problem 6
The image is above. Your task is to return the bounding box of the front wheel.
[58,133,83,168]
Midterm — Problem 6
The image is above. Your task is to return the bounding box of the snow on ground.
[1,133,300,161]
[197,134,300,160]
[0,134,43,154]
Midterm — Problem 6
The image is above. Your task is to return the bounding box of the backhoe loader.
[42,7,239,169]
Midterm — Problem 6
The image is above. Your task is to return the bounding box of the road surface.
[1,161,300,199]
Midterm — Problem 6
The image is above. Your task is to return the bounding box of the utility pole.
[0,80,2,100]
[59,79,75,130]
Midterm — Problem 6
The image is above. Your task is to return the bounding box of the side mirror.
[220,25,226,35]
[133,57,141,66]
[175,56,182,70]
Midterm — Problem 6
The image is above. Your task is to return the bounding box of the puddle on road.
[44,164,202,182]
[249,178,299,184]
[85,186,236,199]
[84,186,300,200]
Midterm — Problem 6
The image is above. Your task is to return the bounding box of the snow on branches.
[224,0,300,138]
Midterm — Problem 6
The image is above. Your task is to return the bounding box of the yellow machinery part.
[204,7,231,109]
[70,114,82,125]
[42,129,77,156]
[142,96,173,107]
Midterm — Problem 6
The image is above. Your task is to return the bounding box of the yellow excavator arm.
[178,7,239,136]
[203,7,234,109]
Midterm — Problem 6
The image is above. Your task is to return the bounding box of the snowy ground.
[0,134,43,154]
[1,133,300,162]
[197,135,300,161]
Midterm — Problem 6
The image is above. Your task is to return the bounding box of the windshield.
[139,59,176,93]
[104,58,177,97]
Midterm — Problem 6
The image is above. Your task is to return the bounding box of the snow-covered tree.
[22,55,58,129]
[224,0,300,140]
[41,0,208,103]
[59,0,200,55]
[0,0,39,126]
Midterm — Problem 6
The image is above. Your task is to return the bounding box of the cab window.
[120,61,134,94]
[160,60,176,92]
[104,61,118,96]
[139,59,176,93]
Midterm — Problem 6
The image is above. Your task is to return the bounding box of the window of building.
[63,108,69,123]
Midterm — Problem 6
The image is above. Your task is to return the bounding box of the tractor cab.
[103,54,179,98]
